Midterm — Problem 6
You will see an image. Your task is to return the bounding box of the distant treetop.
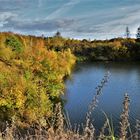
[125,26,130,38]
[136,26,140,39]
[54,31,61,37]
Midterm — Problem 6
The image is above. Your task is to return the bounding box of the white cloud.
[0,12,17,28]
[46,0,80,19]
[0,12,17,21]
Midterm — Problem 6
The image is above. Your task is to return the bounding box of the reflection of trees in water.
[77,61,140,75]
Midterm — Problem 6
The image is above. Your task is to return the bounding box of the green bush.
[5,36,23,53]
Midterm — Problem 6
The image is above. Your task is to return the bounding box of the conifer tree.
[136,26,140,39]
[126,26,130,38]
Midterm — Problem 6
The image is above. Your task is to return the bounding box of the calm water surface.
[64,62,140,131]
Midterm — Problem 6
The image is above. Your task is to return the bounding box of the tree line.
[46,31,140,61]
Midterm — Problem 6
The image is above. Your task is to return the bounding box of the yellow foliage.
[0,32,76,125]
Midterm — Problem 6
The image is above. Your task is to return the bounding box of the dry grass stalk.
[98,119,108,140]
[119,93,130,140]
[134,119,140,140]
[84,72,110,139]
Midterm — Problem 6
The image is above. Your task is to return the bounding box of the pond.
[63,61,140,132]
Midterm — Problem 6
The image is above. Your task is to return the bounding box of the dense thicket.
[0,32,75,126]
[45,36,140,61]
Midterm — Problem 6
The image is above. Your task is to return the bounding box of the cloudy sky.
[0,0,140,39]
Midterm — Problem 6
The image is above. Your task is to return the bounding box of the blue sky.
[0,0,140,39]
